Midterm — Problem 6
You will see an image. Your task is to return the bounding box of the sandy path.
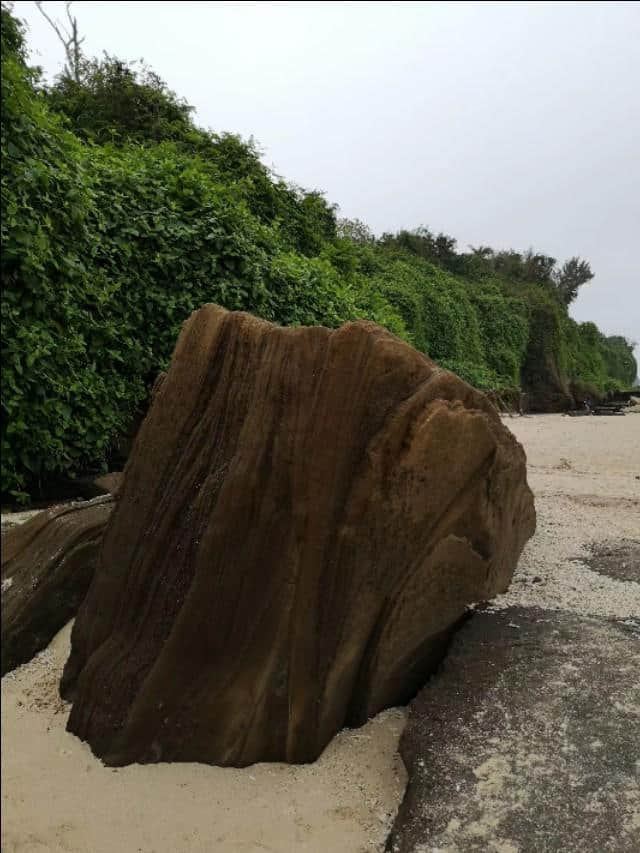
[2,413,638,853]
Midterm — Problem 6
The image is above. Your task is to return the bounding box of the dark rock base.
[583,540,640,584]
[386,606,640,853]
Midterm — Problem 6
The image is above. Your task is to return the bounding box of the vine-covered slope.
[1,7,636,500]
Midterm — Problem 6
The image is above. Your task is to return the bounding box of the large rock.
[1,496,115,676]
[61,305,535,767]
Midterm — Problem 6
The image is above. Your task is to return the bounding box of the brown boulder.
[61,306,535,767]
[1,496,115,676]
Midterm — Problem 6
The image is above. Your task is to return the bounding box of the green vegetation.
[1,6,636,501]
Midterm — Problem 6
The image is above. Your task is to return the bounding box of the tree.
[36,1,84,83]
[293,190,338,255]
[337,217,375,244]
[378,226,460,272]
[1,2,26,62]
[468,245,494,259]
[554,257,594,305]
[521,249,556,285]
[44,52,339,256]
[45,54,195,145]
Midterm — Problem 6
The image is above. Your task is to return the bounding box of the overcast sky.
[14,1,640,356]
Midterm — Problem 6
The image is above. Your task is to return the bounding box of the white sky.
[14,1,640,358]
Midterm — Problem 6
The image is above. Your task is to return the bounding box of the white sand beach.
[2,413,638,853]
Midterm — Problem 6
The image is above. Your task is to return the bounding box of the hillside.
[1,6,636,501]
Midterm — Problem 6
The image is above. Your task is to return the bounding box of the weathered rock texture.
[93,471,124,497]
[1,496,114,676]
[386,608,640,853]
[61,305,535,767]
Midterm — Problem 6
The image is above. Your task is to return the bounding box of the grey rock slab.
[386,606,640,853]
[583,539,640,584]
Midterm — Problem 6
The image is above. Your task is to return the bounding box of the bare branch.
[35,1,83,82]
[35,2,70,47]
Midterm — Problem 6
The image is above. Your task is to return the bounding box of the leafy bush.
[469,281,529,388]
[563,321,637,394]
[2,43,115,500]
[1,34,354,498]
[600,335,637,389]
[347,253,520,389]
[45,54,196,146]
[519,290,574,411]
[563,319,607,395]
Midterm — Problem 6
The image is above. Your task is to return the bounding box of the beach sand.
[498,413,639,619]
[1,619,406,853]
[2,413,638,852]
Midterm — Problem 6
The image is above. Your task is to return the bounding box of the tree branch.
[65,1,75,32]
[36,1,70,48]
[36,1,83,82]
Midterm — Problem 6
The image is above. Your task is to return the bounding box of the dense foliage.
[1,6,637,501]
[45,54,196,146]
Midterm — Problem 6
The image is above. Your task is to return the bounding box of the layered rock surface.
[1,496,114,676]
[61,305,535,767]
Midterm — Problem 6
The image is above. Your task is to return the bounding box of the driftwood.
[593,403,626,415]
[1,495,115,676]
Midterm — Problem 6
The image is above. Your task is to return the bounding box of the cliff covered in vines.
[1,7,636,500]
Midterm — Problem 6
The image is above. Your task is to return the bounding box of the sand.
[1,621,406,853]
[495,413,640,620]
[2,413,639,852]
